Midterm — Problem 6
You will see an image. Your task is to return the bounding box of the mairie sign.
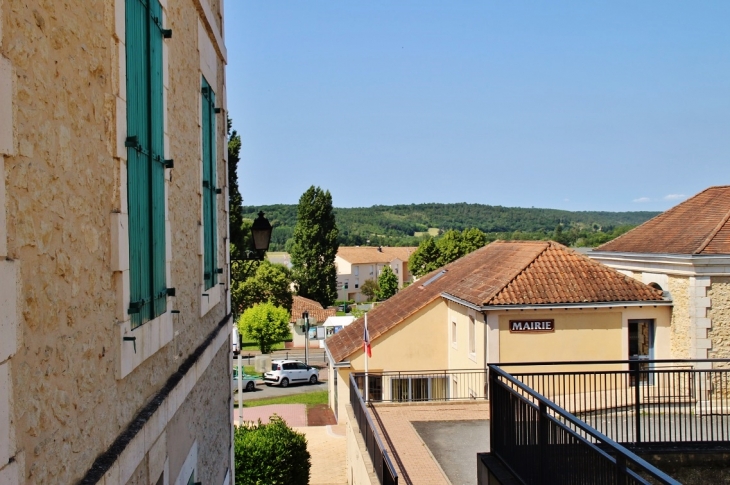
[509,319,555,333]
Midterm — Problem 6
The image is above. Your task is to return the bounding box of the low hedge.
[234,416,311,485]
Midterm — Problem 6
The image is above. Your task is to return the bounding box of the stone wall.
[668,276,691,359]
[1,0,230,482]
[708,277,730,360]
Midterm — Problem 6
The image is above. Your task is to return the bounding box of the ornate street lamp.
[237,211,272,261]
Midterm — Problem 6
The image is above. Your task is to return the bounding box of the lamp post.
[235,211,273,261]
[302,311,309,366]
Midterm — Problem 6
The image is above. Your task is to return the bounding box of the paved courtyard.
[295,425,347,485]
[370,401,490,485]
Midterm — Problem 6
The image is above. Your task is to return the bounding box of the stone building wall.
[0,0,230,482]
[668,275,691,359]
[708,277,730,360]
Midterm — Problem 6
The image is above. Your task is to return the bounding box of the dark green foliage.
[227,119,246,262]
[291,186,339,307]
[228,120,262,319]
[360,279,379,301]
[408,238,441,278]
[234,416,311,485]
[377,266,399,300]
[409,228,489,278]
[242,203,657,251]
[235,260,293,313]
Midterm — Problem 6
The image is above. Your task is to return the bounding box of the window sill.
[468,352,477,363]
[200,283,221,317]
[117,310,173,379]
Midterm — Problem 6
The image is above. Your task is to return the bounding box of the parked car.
[264,360,319,388]
[232,368,257,392]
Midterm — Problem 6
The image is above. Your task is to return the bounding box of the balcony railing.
[501,359,730,447]
[490,364,681,485]
[349,373,399,485]
[351,369,488,403]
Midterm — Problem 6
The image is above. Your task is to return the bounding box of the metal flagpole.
[364,312,369,405]
[237,352,243,423]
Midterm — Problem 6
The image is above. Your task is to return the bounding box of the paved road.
[234,377,328,402]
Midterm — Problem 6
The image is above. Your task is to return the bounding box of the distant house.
[325,240,670,420]
[590,185,730,367]
[336,246,417,302]
[287,295,337,348]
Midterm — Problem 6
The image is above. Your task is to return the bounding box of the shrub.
[234,416,311,485]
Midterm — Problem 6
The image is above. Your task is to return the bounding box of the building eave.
[588,251,730,276]
[480,300,672,311]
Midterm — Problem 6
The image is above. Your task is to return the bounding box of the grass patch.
[240,340,286,351]
[241,390,329,409]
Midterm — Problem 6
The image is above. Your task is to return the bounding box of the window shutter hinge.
[125,136,139,149]
[166,288,176,297]
[128,299,146,314]
[204,272,211,279]
[216,188,222,194]
[203,181,210,188]
[216,268,223,274]
[202,86,209,95]
[164,159,174,169]
[214,107,222,114]
[162,29,172,39]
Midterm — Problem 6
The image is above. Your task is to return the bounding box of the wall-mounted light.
[233,211,273,262]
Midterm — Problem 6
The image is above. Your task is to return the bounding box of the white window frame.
[452,321,457,348]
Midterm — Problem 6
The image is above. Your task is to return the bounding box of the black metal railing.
[490,365,680,485]
[349,374,399,485]
[351,369,488,403]
[501,359,730,447]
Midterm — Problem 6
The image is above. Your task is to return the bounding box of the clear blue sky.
[224,1,729,212]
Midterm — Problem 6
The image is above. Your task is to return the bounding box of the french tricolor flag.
[363,314,372,358]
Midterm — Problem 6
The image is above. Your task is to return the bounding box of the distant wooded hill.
[241,203,659,252]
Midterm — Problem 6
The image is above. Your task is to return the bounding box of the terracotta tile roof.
[336,246,418,265]
[595,186,730,255]
[325,241,664,363]
[289,295,336,324]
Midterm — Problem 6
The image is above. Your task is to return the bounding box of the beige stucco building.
[325,241,671,421]
[590,186,730,369]
[335,246,416,302]
[1,0,233,483]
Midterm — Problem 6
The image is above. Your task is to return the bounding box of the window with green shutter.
[201,77,218,290]
[126,0,167,329]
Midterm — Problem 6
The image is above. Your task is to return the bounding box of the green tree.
[360,279,379,302]
[236,260,293,313]
[377,266,399,300]
[238,302,290,354]
[462,227,488,253]
[234,416,310,485]
[409,238,441,278]
[228,120,261,318]
[290,186,339,307]
[436,230,465,266]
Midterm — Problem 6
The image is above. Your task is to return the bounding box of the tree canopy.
[360,279,379,302]
[290,186,339,307]
[377,266,398,301]
[241,202,657,251]
[235,260,293,314]
[237,302,291,354]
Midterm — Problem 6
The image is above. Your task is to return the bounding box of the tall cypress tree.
[228,119,259,317]
[290,186,339,307]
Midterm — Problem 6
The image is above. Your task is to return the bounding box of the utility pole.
[303,311,309,365]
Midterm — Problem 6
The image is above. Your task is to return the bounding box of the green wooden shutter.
[149,0,167,318]
[126,0,166,328]
[202,77,217,290]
